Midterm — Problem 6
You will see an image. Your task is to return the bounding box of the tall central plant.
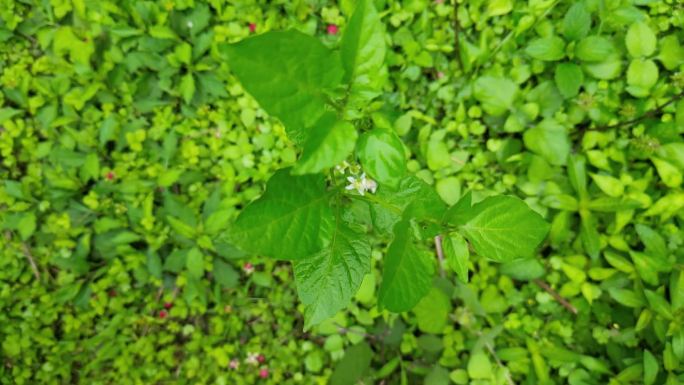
[220,0,549,329]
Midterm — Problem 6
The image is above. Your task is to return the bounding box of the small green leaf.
[644,289,673,320]
[450,196,549,262]
[220,30,344,143]
[329,342,373,385]
[651,157,682,187]
[293,113,357,175]
[635,224,668,259]
[554,62,584,98]
[179,73,195,104]
[562,3,591,41]
[213,259,239,288]
[473,76,518,116]
[626,59,659,98]
[658,35,684,70]
[356,128,406,188]
[523,119,570,166]
[625,22,656,58]
[413,286,451,334]
[468,350,493,380]
[500,258,545,281]
[579,211,601,259]
[185,248,204,279]
[378,220,434,312]
[487,0,513,16]
[442,233,469,283]
[575,36,616,62]
[590,173,624,197]
[643,350,659,385]
[293,222,371,329]
[229,169,334,260]
[525,36,566,61]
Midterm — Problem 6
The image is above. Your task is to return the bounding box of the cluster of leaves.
[1,0,684,384]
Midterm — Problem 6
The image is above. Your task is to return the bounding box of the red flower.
[108,289,117,297]
[327,24,338,35]
[249,23,256,33]
[243,262,254,275]
[106,171,115,181]
[159,310,168,319]
[164,302,173,310]
[257,354,265,363]
[258,368,269,379]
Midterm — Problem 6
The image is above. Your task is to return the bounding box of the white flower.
[187,21,194,29]
[245,352,259,366]
[345,173,377,195]
[362,177,377,194]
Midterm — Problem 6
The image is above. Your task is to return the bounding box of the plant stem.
[434,235,446,278]
[21,243,41,281]
[533,279,578,315]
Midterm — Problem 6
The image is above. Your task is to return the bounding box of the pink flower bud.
[249,23,256,33]
[258,368,269,379]
[327,24,338,35]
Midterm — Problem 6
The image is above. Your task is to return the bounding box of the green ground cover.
[1,0,684,384]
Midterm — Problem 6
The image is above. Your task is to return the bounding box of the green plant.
[221,0,549,328]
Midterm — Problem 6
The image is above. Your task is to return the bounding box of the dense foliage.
[1,0,683,384]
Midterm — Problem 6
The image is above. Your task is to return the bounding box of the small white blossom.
[187,21,194,29]
[245,352,259,366]
[345,173,377,195]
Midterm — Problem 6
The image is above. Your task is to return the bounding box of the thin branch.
[21,243,41,281]
[434,235,446,278]
[483,340,515,385]
[533,279,578,315]
[592,91,684,131]
[334,322,377,341]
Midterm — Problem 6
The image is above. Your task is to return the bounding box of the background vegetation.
[1,0,683,384]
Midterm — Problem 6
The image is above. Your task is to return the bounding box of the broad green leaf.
[293,222,371,329]
[525,36,566,61]
[378,220,434,312]
[17,213,36,241]
[329,342,373,385]
[220,30,344,143]
[293,112,357,175]
[523,119,570,166]
[450,196,549,262]
[625,22,656,58]
[575,36,616,62]
[340,0,387,112]
[567,154,588,198]
[473,76,518,116]
[356,128,406,188]
[626,59,658,98]
[554,62,583,98]
[413,286,451,334]
[630,251,662,286]
[500,258,545,281]
[213,259,239,288]
[562,3,591,41]
[442,233,469,283]
[229,169,334,260]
